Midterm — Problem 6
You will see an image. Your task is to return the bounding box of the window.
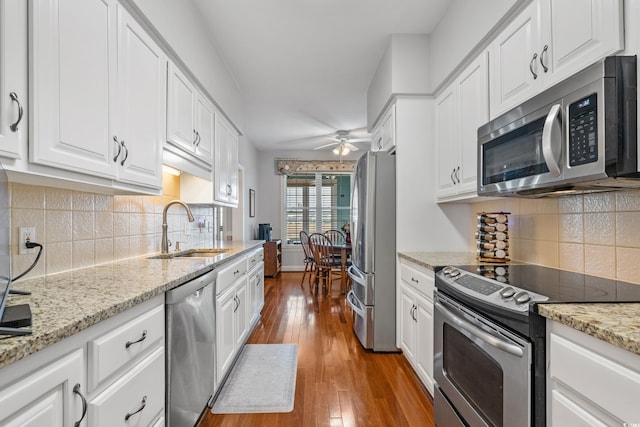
[283,172,351,245]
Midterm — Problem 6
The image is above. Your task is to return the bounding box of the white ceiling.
[191,0,450,151]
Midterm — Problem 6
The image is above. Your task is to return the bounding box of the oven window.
[482,116,549,185]
[443,324,504,427]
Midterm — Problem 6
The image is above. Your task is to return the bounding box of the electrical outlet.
[19,227,36,255]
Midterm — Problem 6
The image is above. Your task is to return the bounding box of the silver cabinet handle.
[455,166,461,184]
[193,129,198,145]
[450,168,456,185]
[227,184,232,196]
[113,136,122,162]
[119,141,128,166]
[125,330,147,348]
[377,138,383,150]
[9,92,23,132]
[529,53,538,79]
[411,277,419,284]
[195,131,201,146]
[73,384,88,427]
[124,396,147,421]
[540,45,549,73]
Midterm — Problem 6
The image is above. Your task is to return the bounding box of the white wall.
[238,136,260,240]
[256,149,360,270]
[126,0,244,132]
[429,0,522,91]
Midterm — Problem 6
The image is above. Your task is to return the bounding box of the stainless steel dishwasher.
[166,269,217,427]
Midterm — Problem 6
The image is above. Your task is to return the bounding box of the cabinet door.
[381,105,396,152]
[370,124,383,152]
[226,127,239,206]
[215,287,236,383]
[166,62,196,153]
[0,349,85,427]
[115,5,165,189]
[456,52,489,197]
[195,94,215,164]
[235,280,249,346]
[540,0,623,87]
[214,114,229,203]
[247,271,258,326]
[489,1,540,118]
[0,0,27,159]
[256,265,264,314]
[435,88,458,199]
[415,293,434,395]
[30,0,117,178]
[399,285,416,361]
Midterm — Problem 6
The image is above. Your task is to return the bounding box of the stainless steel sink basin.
[148,248,229,259]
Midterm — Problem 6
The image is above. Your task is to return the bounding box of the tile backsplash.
[470,190,640,285]
[10,183,217,280]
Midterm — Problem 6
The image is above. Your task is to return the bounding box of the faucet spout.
[162,200,195,253]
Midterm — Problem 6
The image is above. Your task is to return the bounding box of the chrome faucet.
[162,200,195,254]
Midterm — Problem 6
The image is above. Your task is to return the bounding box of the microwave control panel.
[568,93,598,167]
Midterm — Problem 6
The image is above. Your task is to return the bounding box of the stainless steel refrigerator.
[346,151,396,351]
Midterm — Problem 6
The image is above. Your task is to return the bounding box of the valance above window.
[274,159,356,175]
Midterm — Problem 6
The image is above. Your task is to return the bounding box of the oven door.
[434,292,532,427]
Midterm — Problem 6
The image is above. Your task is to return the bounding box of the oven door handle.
[435,300,524,357]
[542,103,562,178]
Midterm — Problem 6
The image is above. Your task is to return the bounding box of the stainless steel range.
[434,264,640,427]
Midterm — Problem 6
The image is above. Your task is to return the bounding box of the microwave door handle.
[542,103,563,178]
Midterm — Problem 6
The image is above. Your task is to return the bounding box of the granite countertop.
[0,240,264,369]
[398,251,640,356]
[537,303,640,356]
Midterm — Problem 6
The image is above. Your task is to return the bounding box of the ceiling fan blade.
[345,143,360,151]
[314,142,338,150]
[348,137,371,143]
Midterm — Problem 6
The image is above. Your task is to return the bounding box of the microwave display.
[568,93,598,167]
[482,116,550,185]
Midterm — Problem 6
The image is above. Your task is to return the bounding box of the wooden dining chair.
[308,233,342,295]
[299,230,315,289]
[324,229,345,244]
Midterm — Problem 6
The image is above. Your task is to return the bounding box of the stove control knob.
[442,267,452,276]
[499,286,515,298]
[514,291,531,305]
[449,269,461,278]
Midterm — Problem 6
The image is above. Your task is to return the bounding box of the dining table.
[330,242,352,294]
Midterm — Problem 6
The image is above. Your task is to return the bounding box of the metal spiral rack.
[475,212,510,263]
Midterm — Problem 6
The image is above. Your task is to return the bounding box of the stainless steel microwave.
[478,56,638,197]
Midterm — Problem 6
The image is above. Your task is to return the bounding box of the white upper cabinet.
[436,52,489,202]
[490,0,623,118]
[214,113,239,206]
[166,62,214,165]
[371,104,396,153]
[30,0,166,191]
[0,0,28,160]
[115,5,166,189]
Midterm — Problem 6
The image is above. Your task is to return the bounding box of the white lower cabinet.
[0,349,85,426]
[398,258,435,395]
[547,320,640,426]
[0,296,165,427]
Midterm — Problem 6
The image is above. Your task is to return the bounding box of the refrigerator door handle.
[347,290,367,317]
[347,265,365,285]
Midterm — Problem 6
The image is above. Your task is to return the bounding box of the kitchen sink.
[147,248,229,259]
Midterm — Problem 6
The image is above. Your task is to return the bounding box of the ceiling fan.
[313,129,371,159]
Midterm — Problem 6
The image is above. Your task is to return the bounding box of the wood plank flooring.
[198,272,434,427]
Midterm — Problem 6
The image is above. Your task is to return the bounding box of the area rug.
[211,343,298,414]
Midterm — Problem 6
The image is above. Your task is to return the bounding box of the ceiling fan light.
[333,147,340,155]
[342,147,350,155]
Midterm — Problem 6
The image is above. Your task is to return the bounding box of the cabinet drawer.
[549,331,640,422]
[247,248,264,270]
[88,304,164,390]
[400,261,434,300]
[89,347,165,427]
[217,256,247,293]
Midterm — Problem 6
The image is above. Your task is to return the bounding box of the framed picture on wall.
[249,189,255,217]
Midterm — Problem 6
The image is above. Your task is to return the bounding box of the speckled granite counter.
[398,251,488,271]
[537,303,640,356]
[0,240,264,369]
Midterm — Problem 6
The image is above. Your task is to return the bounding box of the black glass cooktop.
[451,264,640,303]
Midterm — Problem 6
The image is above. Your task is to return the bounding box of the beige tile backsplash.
[10,182,216,280]
[471,190,640,284]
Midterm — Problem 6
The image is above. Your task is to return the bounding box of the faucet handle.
[167,239,172,249]
[174,241,181,252]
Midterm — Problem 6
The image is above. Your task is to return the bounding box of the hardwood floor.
[198,272,434,427]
